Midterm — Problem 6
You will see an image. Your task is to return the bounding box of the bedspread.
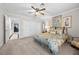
[33,33,68,54]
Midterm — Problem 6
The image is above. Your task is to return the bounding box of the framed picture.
[63,16,72,27]
[52,15,62,27]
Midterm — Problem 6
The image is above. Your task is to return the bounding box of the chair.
[71,37,79,48]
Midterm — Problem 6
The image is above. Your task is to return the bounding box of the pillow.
[49,28,56,34]
[50,31,56,34]
[56,28,63,35]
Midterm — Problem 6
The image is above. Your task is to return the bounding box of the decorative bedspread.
[33,33,68,54]
[48,35,65,54]
[34,33,50,45]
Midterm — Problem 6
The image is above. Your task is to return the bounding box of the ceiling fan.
[28,3,46,16]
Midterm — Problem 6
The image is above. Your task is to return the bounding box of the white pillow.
[56,28,63,35]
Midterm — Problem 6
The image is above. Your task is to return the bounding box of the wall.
[0,4,5,47]
[20,18,43,38]
[4,13,43,39]
[62,8,79,37]
[47,8,79,37]
[0,12,4,47]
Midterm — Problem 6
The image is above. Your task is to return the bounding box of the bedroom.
[0,3,79,55]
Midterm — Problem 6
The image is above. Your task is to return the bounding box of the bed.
[33,32,68,54]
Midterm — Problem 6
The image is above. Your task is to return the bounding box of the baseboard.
[19,36,33,39]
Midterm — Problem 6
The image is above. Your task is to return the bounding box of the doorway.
[4,15,20,43]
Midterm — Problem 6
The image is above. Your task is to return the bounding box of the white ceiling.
[1,3,79,16]
[0,3,79,17]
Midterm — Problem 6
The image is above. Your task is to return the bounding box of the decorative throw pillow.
[56,28,63,35]
[49,28,56,34]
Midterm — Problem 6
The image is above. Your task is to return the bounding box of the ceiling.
[1,3,79,16]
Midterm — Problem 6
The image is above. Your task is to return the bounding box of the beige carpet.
[0,37,50,55]
[59,43,79,55]
[0,37,79,55]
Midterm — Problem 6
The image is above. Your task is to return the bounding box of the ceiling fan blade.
[31,6,36,10]
[39,8,46,11]
[39,12,44,15]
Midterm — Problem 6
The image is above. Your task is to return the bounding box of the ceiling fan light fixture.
[35,12,41,16]
[35,11,44,16]
[29,3,46,16]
